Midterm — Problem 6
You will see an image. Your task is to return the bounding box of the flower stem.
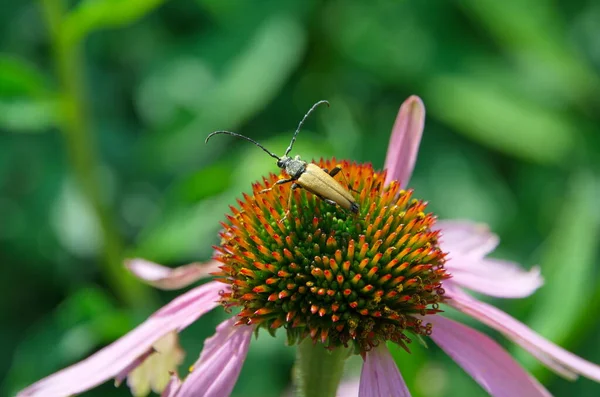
[295,339,350,397]
[40,0,152,307]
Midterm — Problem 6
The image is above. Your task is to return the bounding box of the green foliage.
[62,0,168,47]
[0,55,57,132]
[0,55,51,96]
[516,171,600,378]
[425,75,577,164]
[142,15,306,172]
[2,0,600,396]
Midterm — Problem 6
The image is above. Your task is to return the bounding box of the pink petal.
[162,373,182,397]
[383,95,425,188]
[114,348,155,387]
[17,281,224,397]
[427,315,551,397]
[359,344,411,397]
[435,220,499,263]
[176,317,253,397]
[436,220,543,298]
[447,288,600,382]
[126,258,221,290]
[448,259,543,298]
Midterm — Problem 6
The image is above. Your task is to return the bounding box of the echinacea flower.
[18,97,600,397]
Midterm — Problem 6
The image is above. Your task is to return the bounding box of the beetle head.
[276,156,290,169]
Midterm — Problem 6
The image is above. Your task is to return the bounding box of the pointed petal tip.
[400,96,426,130]
[447,259,544,299]
[125,258,170,280]
[405,95,425,113]
[435,220,499,263]
[383,95,426,188]
[126,258,219,290]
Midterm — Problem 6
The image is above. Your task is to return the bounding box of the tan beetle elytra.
[205,101,359,220]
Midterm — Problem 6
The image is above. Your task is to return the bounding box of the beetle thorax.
[279,155,307,179]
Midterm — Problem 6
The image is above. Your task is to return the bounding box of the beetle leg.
[279,188,293,223]
[276,177,296,185]
[327,166,341,178]
[309,190,339,208]
[259,177,295,194]
[277,183,302,223]
[323,198,338,206]
[279,210,290,223]
[329,165,359,193]
[281,193,293,222]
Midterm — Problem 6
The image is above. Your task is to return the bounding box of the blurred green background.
[2,0,600,396]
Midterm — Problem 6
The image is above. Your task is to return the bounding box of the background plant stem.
[295,339,350,397]
[41,0,151,307]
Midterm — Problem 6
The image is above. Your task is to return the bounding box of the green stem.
[40,0,151,307]
[295,339,350,397]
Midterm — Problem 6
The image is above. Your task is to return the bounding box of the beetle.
[205,100,359,220]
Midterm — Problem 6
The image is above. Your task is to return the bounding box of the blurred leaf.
[0,98,58,133]
[0,55,51,97]
[51,178,102,258]
[198,0,307,28]
[425,75,577,165]
[130,196,225,263]
[62,0,167,47]
[169,163,233,204]
[0,53,57,134]
[321,97,362,159]
[515,171,600,373]
[136,57,216,128]
[410,133,516,231]
[325,1,434,84]
[5,287,132,395]
[147,15,306,173]
[460,0,600,104]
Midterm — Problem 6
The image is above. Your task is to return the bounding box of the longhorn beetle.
[205,100,359,220]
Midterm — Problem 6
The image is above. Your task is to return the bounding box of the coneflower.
[18,97,600,397]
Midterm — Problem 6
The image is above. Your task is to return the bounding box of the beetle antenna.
[205,131,280,160]
[285,100,330,157]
